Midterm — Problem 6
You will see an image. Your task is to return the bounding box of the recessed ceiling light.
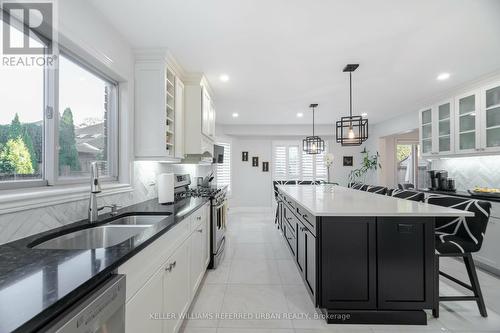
[361,112,368,117]
[232,112,239,118]
[437,72,450,81]
[219,74,230,82]
[297,113,304,118]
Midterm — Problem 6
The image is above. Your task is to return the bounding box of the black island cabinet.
[277,185,471,325]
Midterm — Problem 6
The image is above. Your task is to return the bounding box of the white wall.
[230,138,273,209]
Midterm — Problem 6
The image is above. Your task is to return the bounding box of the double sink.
[31,214,171,250]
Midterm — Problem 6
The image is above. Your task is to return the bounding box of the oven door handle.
[214,237,226,255]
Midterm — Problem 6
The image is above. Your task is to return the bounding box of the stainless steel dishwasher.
[44,275,126,333]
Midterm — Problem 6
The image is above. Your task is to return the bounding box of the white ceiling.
[89,0,500,125]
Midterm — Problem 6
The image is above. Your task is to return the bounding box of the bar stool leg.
[433,254,440,318]
[464,253,488,317]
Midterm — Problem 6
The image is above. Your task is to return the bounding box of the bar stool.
[365,185,388,195]
[426,194,491,318]
[387,189,424,202]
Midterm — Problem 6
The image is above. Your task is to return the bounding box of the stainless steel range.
[174,174,227,269]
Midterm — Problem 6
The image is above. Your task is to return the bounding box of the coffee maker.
[428,170,456,192]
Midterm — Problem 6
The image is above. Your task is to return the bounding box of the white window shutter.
[216,142,231,192]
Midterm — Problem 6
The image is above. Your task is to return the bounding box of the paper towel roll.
[158,173,174,204]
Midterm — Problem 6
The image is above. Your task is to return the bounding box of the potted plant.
[348,148,381,184]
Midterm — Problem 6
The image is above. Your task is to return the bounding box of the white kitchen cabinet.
[436,100,454,155]
[164,239,191,333]
[120,204,210,333]
[125,267,164,333]
[174,78,185,159]
[480,81,500,153]
[185,75,216,157]
[134,50,185,161]
[420,101,455,156]
[419,107,435,156]
[420,80,500,157]
[189,202,210,296]
[455,90,481,154]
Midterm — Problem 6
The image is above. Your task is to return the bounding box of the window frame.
[0,13,120,190]
[52,49,119,185]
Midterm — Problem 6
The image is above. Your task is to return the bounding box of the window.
[0,14,118,189]
[395,142,430,189]
[216,142,231,192]
[272,141,328,181]
[0,17,45,185]
[58,55,117,179]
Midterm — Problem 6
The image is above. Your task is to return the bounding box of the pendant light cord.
[349,72,353,118]
[312,106,315,137]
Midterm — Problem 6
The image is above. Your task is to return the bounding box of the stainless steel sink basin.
[107,215,169,226]
[32,225,151,250]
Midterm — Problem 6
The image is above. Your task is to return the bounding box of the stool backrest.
[388,189,424,202]
[349,182,367,190]
[426,194,491,253]
[272,180,296,199]
[365,185,388,195]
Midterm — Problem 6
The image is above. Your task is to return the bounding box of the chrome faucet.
[89,162,102,223]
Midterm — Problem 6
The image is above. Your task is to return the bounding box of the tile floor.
[180,211,500,333]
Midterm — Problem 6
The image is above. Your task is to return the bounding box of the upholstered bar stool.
[387,189,425,202]
[426,194,491,318]
[365,185,387,195]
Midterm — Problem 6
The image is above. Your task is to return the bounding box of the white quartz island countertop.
[278,185,474,217]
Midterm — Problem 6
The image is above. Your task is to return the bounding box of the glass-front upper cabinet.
[419,107,434,156]
[455,91,480,153]
[481,82,500,152]
[437,100,454,154]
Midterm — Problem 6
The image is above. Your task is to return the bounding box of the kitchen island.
[276,184,473,325]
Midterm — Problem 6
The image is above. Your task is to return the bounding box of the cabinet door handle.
[165,261,177,272]
[196,228,203,233]
[197,216,202,220]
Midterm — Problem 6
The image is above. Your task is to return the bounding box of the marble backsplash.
[0,162,214,245]
[431,155,500,191]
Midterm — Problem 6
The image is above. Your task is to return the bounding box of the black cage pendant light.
[303,103,325,154]
[336,64,368,146]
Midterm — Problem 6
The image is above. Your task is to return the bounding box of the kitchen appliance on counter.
[158,173,175,204]
[43,275,125,333]
[428,170,456,192]
[174,174,228,269]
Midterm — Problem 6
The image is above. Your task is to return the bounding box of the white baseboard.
[228,206,273,214]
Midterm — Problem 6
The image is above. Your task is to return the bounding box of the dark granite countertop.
[421,189,500,203]
[0,197,209,333]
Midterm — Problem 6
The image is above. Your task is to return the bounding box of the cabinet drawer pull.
[197,216,202,220]
[196,228,203,233]
[300,226,307,232]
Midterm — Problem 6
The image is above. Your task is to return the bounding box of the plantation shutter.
[301,150,314,181]
[216,142,231,192]
[273,145,287,180]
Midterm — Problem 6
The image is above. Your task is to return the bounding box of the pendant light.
[336,64,368,146]
[303,103,325,154]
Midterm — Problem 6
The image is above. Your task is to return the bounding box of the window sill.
[0,183,133,215]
